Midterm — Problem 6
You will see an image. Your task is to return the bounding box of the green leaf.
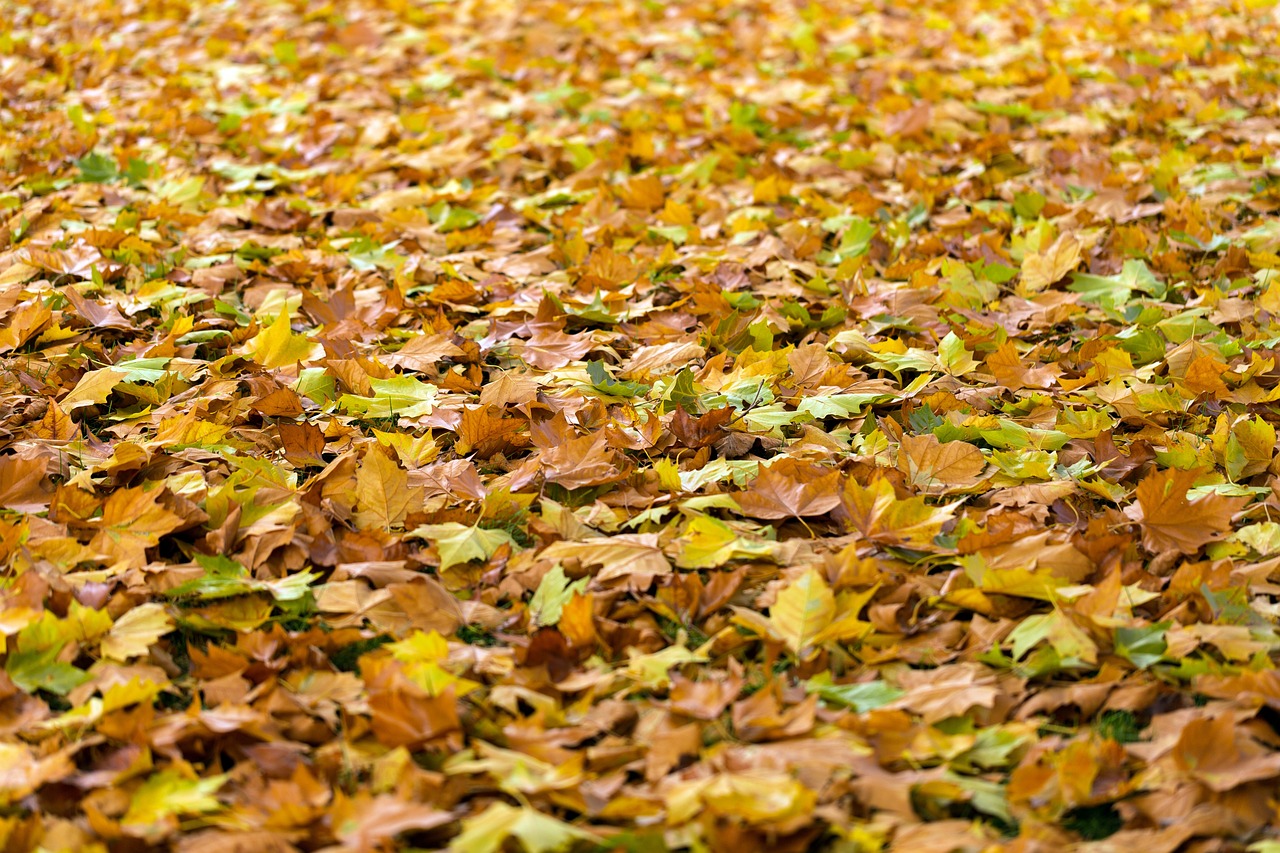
[76,151,120,183]
[121,770,227,833]
[1115,622,1170,670]
[410,523,517,572]
[529,564,589,627]
[805,674,904,712]
[938,332,980,376]
[586,360,650,398]
[339,376,439,419]
[6,646,90,695]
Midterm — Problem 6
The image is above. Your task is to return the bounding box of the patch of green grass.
[330,634,393,673]
[1095,710,1142,744]
[1063,803,1122,840]
[457,623,499,646]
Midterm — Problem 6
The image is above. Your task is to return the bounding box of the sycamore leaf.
[245,310,322,368]
[986,341,1060,391]
[540,533,670,584]
[121,770,226,836]
[839,476,957,549]
[675,515,776,569]
[528,563,589,626]
[937,332,980,376]
[88,486,184,569]
[898,433,986,493]
[355,448,415,529]
[60,367,125,411]
[1019,233,1081,293]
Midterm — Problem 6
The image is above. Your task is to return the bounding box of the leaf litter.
[2,0,1280,850]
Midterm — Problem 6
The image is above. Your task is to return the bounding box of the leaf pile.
[4,0,1280,850]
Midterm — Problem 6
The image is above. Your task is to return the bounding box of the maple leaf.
[734,458,842,519]
[455,404,528,458]
[538,431,630,490]
[0,454,51,512]
[11,0,1280,845]
[519,329,595,370]
[59,367,125,412]
[121,769,226,839]
[245,310,322,369]
[1126,468,1245,554]
[986,341,1060,391]
[451,802,600,853]
[101,602,173,661]
[528,563,589,627]
[1019,233,1081,293]
[540,533,670,584]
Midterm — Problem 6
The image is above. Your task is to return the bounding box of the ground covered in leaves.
[5,0,1280,850]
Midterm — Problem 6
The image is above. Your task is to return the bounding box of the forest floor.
[3,0,1280,850]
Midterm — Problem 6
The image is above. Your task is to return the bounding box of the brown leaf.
[364,659,461,750]
[279,422,326,467]
[0,454,52,512]
[734,458,842,519]
[540,431,630,490]
[669,406,733,449]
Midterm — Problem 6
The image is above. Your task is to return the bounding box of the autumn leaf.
[767,569,835,657]
[8,0,1280,847]
[121,769,226,838]
[0,454,51,512]
[411,522,517,572]
[897,433,986,493]
[355,447,415,529]
[734,458,842,519]
[88,486,184,568]
[100,603,173,661]
[451,802,600,853]
[838,475,957,549]
[1019,233,1081,293]
[540,533,671,584]
[244,310,322,369]
[1127,468,1245,554]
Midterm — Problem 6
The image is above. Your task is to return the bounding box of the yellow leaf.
[769,569,835,657]
[101,603,173,661]
[1019,234,1081,293]
[355,449,414,529]
[61,368,125,411]
[245,311,321,369]
[410,522,516,572]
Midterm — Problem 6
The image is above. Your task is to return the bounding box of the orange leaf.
[1128,468,1244,554]
[897,434,986,493]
